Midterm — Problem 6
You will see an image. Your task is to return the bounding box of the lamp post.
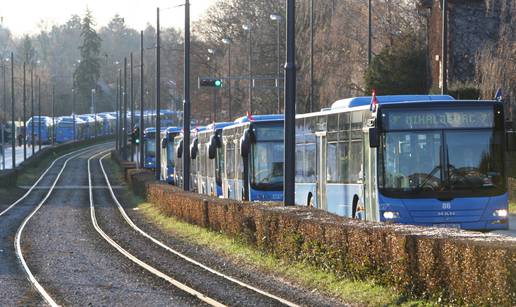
[207,48,217,122]
[270,13,282,113]
[91,88,96,139]
[222,38,232,121]
[368,0,372,66]
[156,7,161,179]
[140,31,145,169]
[38,76,41,152]
[72,87,76,142]
[130,52,134,162]
[1,58,6,169]
[284,0,296,206]
[183,0,191,190]
[22,62,26,160]
[441,0,448,94]
[309,0,314,112]
[242,23,253,114]
[9,53,14,169]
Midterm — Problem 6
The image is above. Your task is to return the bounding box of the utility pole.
[155,7,161,180]
[115,76,119,151]
[367,0,372,66]
[38,77,41,152]
[10,53,15,169]
[23,62,26,160]
[118,69,123,152]
[123,57,128,159]
[130,52,134,162]
[441,0,448,95]
[140,31,145,169]
[183,0,191,190]
[92,88,96,139]
[52,85,55,145]
[284,0,296,206]
[31,67,34,154]
[243,24,253,113]
[2,60,6,170]
[309,0,314,112]
[72,82,76,142]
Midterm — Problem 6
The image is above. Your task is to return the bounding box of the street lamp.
[242,23,253,114]
[91,88,97,139]
[207,48,217,122]
[222,37,232,120]
[270,13,283,113]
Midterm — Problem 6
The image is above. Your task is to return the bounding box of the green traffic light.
[135,139,140,144]
[214,80,222,87]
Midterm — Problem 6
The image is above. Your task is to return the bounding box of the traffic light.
[199,78,223,88]
[131,127,140,144]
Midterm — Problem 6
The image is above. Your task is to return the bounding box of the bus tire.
[307,193,314,208]
[352,195,359,219]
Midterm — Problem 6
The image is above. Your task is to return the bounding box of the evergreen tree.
[74,9,102,113]
[364,33,427,95]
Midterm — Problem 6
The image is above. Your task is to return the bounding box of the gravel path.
[21,146,203,306]
[97,156,348,307]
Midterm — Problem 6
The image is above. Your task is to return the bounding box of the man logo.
[442,202,451,210]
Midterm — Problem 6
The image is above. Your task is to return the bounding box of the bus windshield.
[167,142,175,167]
[251,141,284,190]
[379,129,505,197]
[146,139,156,157]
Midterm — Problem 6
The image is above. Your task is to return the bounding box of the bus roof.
[144,127,167,134]
[165,126,182,134]
[204,122,234,131]
[233,114,284,124]
[331,95,455,110]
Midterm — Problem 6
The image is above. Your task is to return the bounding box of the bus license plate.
[433,223,461,229]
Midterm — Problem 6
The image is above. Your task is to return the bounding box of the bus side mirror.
[161,138,167,149]
[208,135,219,159]
[190,138,199,159]
[177,140,183,158]
[240,129,253,157]
[369,127,379,148]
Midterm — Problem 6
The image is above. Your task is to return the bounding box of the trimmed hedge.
[125,169,516,305]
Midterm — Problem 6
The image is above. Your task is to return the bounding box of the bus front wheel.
[307,193,314,208]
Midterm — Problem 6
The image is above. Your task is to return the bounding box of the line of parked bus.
[146,95,513,231]
[15,109,181,145]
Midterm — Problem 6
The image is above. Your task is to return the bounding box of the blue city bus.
[295,95,510,230]
[221,114,284,201]
[56,116,85,143]
[27,116,54,145]
[189,127,207,192]
[160,126,182,183]
[77,115,95,139]
[143,127,161,169]
[194,122,234,196]
[173,133,184,188]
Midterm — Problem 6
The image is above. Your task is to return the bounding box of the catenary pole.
[38,77,41,151]
[10,52,15,169]
[123,57,128,159]
[155,7,161,180]
[284,0,296,205]
[115,76,119,151]
[183,0,191,190]
[441,0,448,94]
[130,52,134,162]
[23,62,26,160]
[140,31,145,169]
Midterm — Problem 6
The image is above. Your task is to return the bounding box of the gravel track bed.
[21,146,202,306]
[0,157,66,306]
[91,158,288,306]
[101,158,348,307]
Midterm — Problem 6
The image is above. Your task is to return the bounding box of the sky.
[0,0,217,37]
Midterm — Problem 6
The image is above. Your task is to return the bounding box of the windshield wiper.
[414,165,441,191]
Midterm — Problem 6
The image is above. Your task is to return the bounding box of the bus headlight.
[493,209,508,218]
[383,211,400,220]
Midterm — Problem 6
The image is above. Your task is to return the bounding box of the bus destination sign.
[382,108,494,130]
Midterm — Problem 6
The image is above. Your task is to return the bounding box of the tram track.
[0,143,110,306]
[93,152,301,306]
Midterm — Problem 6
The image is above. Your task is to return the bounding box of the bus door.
[363,132,379,221]
[315,131,327,211]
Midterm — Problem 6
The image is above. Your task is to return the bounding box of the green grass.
[509,202,516,214]
[103,155,435,306]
